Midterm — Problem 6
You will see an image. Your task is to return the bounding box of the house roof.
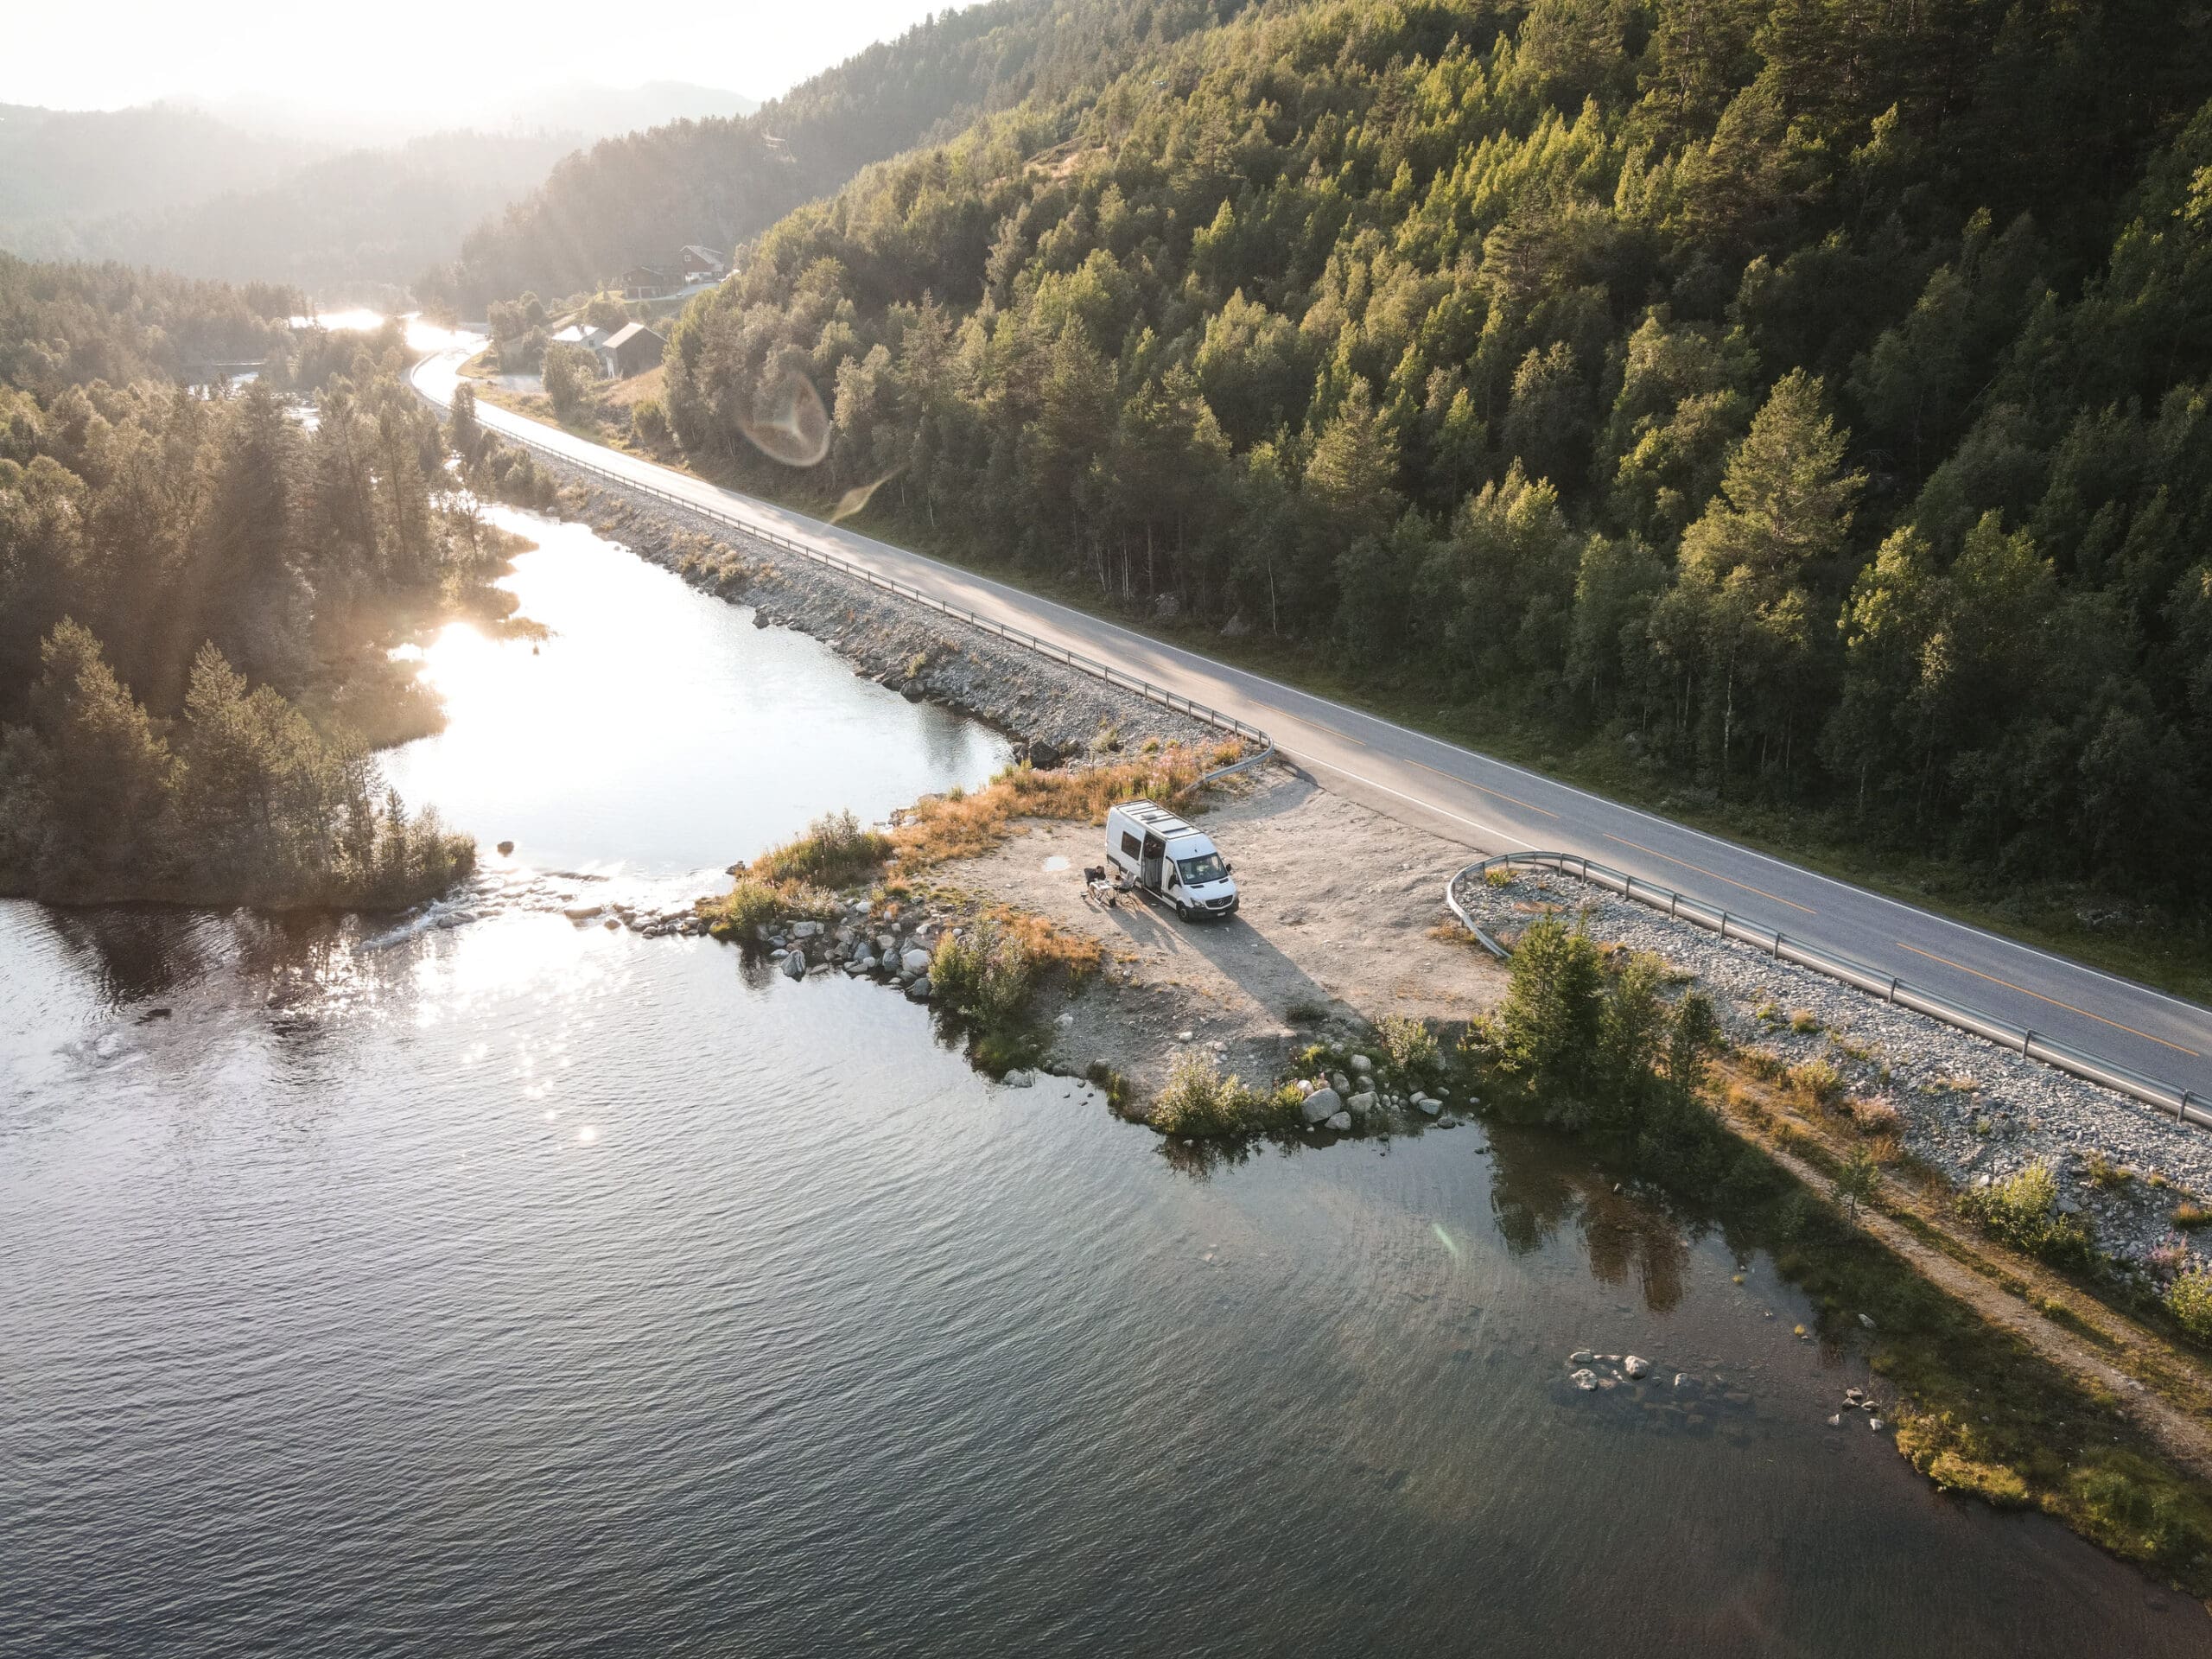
[681,244,726,264]
[601,322,664,352]
[550,324,605,346]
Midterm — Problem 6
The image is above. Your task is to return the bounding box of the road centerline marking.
[1603,835,1816,914]
[1891,943,2202,1057]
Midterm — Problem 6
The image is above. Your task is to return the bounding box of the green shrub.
[930,918,1037,1031]
[1149,1052,1300,1136]
[1788,1058,1846,1109]
[750,810,890,889]
[1957,1163,2094,1268]
[631,397,671,444]
[702,876,839,938]
[1376,1014,1440,1083]
[2082,1152,2133,1190]
[2168,1268,2212,1341]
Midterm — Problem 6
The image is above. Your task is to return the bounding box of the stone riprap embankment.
[1452,865,2212,1268]
[538,465,1221,761]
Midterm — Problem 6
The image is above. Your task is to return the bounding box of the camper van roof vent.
[1121,801,1198,837]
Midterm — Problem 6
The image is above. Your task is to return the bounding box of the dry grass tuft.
[890,741,1242,869]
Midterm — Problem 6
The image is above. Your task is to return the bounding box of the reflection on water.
[380,506,1008,879]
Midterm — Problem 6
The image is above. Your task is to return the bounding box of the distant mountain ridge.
[0,83,754,298]
[420,0,1243,309]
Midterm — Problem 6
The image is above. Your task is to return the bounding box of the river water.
[3,513,2202,1656]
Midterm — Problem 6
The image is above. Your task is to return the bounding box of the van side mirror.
[1224,861,1233,874]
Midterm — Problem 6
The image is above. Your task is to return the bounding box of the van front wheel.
[1174,900,1191,922]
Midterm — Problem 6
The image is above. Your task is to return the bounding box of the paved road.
[415,348,2212,1106]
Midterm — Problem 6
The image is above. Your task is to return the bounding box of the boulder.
[901,946,933,976]
[1418,1098,1441,1117]
[1026,739,1064,770]
[1002,1069,1035,1088]
[1623,1356,1650,1380]
[1301,1087,1343,1125]
[906,975,933,1001]
[1349,1054,1373,1075]
[496,840,515,856]
[1570,1369,1599,1392]
[1325,1111,1352,1132]
[1330,1071,1351,1096]
[1346,1090,1376,1116]
[791,920,823,939]
[877,933,897,955]
[779,951,805,980]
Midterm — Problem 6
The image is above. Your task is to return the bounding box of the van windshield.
[1176,852,1227,886]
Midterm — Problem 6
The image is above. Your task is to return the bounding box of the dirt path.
[1736,1111,2212,1480]
[930,769,1503,1092]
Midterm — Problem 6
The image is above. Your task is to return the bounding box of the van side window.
[1120,832,1142,859]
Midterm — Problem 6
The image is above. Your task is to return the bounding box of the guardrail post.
[2022,1029,2035,1057]
[1887,976,1898,1003]
[1719,911,1729,940]
[1772,931,1783,958]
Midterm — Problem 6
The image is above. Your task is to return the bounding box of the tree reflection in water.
[1484,1122,1707,1313]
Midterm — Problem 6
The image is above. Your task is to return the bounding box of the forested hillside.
[0,261,486,906]
[0,253,300,390]
[419,0,1250,309]
[659,0,2212,908]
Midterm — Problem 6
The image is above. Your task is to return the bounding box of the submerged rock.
[779,952,805,980]
[1002,1069,1035,1089]
[1325,1110,1352,1132]
[906,975,933,1001]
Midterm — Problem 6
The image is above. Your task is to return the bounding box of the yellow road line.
[1892,942,2202,1058]
[1603,834,1817,915]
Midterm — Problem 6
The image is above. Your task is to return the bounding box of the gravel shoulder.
[540,468,1220,758]
[1452,864,2212,1269]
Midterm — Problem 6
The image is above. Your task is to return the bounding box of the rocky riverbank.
[1450,862,2212,1270]
[530,462,1222,762]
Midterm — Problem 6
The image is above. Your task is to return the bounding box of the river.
[2,510,2202,1656]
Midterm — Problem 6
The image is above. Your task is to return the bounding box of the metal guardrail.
[1446,849,2212,1132]
[428,378,1274,787]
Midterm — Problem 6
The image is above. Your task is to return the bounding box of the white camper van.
[1103,800,1238,921]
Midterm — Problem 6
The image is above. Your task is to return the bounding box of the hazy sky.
[0,0,948,115]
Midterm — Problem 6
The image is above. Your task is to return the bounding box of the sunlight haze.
[0,0,946,117]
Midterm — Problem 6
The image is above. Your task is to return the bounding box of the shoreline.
[493,453,2212,1599]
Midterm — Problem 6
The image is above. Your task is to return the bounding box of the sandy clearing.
[928,767,1505,1093]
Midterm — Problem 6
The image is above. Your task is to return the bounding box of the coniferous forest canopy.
[650,0,2212,918]
[0,256,499,907]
